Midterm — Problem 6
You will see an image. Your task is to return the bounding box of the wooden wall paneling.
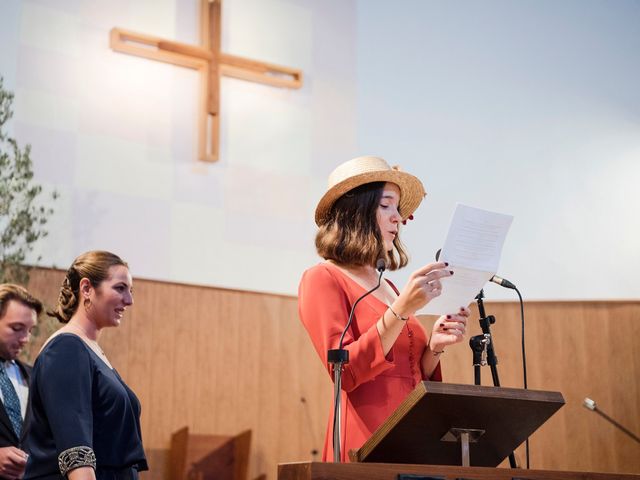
[515,302,569,471]
[256,295,284,479]
[516,303,562,471]
[575,302,619,470]
[277,299,300,464]
[170,285,201,433]
[234,292,262,436]
[285,298,301,458]
[590,303,640,473]
[291,296,326,464]
[294,304,329,465]
[272,296,294,476]
[194,288,222,433]
[147,282,178,471]
[612,304,640,471]
[221,291,245,433]
[529,301,640,474]
[237,293,273,479]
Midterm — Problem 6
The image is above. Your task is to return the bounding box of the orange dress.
[298,262,442,461]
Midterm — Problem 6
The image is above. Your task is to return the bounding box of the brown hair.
[0,284,43,319]
[315,182,409,270]
[48,251,128,323]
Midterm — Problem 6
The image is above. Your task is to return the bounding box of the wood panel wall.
[25,269,639,479]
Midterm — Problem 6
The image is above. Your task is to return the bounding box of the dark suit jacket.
[0,360,30,448]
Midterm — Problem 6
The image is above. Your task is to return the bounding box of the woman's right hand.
[391,262,453,317]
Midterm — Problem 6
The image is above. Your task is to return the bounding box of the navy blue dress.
[24,334,148,479]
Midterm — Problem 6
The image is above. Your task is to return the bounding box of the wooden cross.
[110,0,303,162]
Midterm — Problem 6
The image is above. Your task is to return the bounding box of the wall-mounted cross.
[110,0,303,162]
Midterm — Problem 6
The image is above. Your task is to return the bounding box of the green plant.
[0,76,58,285]
[0,77,61,361]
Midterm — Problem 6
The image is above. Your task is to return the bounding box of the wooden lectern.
[170,427,251,480]
[277,382,640,480]
[350,381,565,466]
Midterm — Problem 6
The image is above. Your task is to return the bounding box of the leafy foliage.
[0,76,58,285]
[0,77,61,361]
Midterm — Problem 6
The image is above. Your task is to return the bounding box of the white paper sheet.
[420,204,513,316]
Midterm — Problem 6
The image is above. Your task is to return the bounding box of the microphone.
[583,397,597,411]
[338,258,386,349]
[436,248,516,290]
[583,397,640,444]
[490,275,516,290]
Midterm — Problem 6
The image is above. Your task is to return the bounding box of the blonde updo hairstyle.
[48,251,128,323]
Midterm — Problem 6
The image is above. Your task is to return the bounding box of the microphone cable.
[496,280,529,468]
[514,285,530,469]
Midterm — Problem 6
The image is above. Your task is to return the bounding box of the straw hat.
[315,156,426,226]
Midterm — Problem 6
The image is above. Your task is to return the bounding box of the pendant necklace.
[67,324,105,356]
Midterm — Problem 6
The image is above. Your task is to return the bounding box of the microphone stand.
[327,346,348,463]
[327,264,384,462]
[471,288,518,468]
[469,332,489,386]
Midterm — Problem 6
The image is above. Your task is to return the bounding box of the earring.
[83,297,92,312]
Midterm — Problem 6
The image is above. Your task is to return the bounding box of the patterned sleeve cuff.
[58,446,97,476]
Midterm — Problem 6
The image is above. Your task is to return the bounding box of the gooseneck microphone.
[329,258,386,462]
[338,258,387,348]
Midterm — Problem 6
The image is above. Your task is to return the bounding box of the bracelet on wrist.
[387,306,409,322]
[429,343,445,356]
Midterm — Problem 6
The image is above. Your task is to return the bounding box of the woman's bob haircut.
[315,182,409,270]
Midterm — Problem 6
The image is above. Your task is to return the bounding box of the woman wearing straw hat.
[299,156,470,462]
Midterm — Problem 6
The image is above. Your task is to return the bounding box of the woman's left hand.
[429,306,470,353]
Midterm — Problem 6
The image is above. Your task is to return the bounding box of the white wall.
[0,0,358,295]
[1,0,638,300]
[357,0,640,300]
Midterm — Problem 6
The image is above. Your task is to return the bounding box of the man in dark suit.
[0,284,42,480]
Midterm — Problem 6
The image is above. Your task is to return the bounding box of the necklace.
[65,323,106,356]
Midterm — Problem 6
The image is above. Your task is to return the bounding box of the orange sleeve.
[298,265,394,392]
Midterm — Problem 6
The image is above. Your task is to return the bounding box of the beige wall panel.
[25,269,639,479]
